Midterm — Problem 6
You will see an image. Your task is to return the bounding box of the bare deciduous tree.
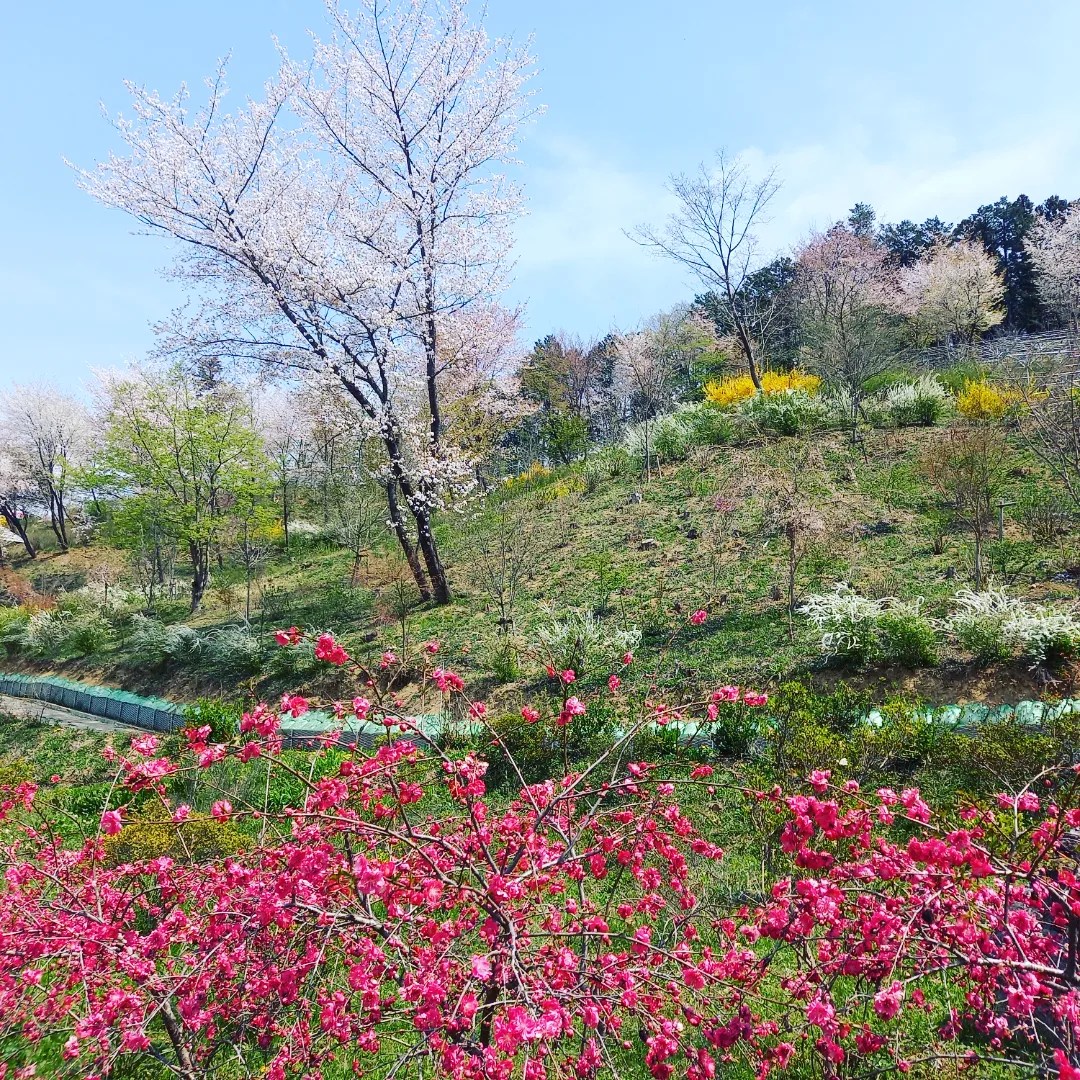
[632,152,780,390]
[468,500,539,634]
[87,552,126,607]
[920,426,1012,591]
[1019,373,1080,514]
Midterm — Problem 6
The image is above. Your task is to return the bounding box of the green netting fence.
[3,671,1079,750]
[0,672,445,749]
[0,673,186,732]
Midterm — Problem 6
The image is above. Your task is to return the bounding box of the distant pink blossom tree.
[1028,205,1080,333]
[795,225,900,431]
[899,239,1006,345]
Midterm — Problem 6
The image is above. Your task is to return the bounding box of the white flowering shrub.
[737,390,831,436]
[880,376,950,427]
[946,588,1080,663]
[799,585,890,661]
[24,610,74,658]
[200,626,265,677]
[532,605,640,678]
[799,584,938,666]
[286,521,327,548]
[129,615,201,667]
[945,588,1023,661]
[1003,607,1080,663]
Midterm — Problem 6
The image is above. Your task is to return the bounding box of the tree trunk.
[415,509,451,605]
[1,505,35,558]
[787,535,797,642]
[189,542,210,612]
[737,325,764,392]
[48,488,69,551]
[159,997,200,1080]
[384,481,431,602]
[282,479,290,553]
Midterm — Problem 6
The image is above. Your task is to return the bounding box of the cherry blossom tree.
[1028,204,1080,332]
[633,152,780,391]
[899,239,1006,346]
[795,224,901,432]
[0,450,37,558]
[0,382,90,552]
[78,0,537,605]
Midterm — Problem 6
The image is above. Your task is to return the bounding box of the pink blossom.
[281,695,309,719]
[99,810,122,836]
[689,609,708,625]
[314,633,350,665]
[556,697,587,727]
[130,734,159,757]
[211,800,232,822]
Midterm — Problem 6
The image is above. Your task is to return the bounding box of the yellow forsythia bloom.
[503,462,554,492]
[954,379,1026,420]
[703,370,821,408]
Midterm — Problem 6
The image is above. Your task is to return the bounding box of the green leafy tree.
[877,216,952,268]
[93,366,273,612]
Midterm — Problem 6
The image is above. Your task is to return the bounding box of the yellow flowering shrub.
[954,379,1027,420]
[703,370,821,408]
[103,814,244,868]
[503,462,555,494]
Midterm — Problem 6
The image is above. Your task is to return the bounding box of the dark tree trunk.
[189,542,210,612]
[384,481,431,602]
[47,489,69,551]
[1,504,35,558]
[415,510,450,605]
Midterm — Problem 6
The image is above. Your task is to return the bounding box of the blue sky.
[2,0,1080,389]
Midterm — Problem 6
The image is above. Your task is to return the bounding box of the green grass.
[2,425,1077,715]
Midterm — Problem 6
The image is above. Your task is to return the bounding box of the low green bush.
[650,412,695,464]
[684,403,734,446]
[878,608,939,667]
[184,698,242,742]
